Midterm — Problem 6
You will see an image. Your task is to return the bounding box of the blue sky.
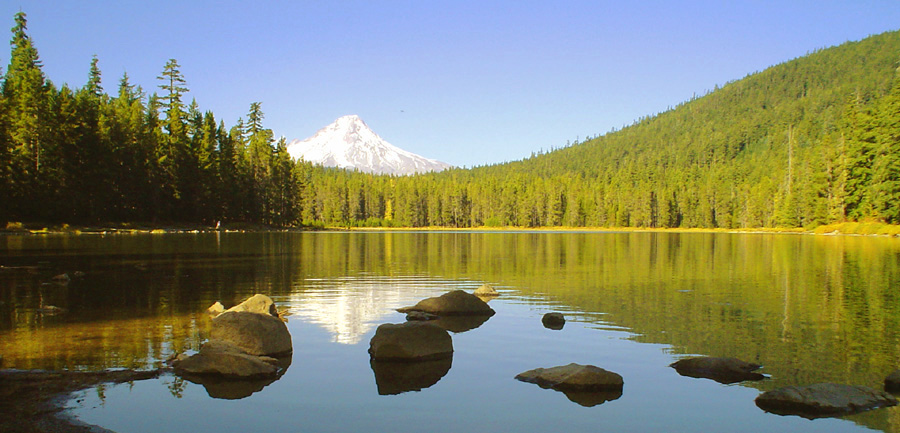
[3,1,900,167]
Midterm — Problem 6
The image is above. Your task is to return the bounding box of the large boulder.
[368,322,453,361]
[515,363,624,407]
[173,342,278,379]
[211,311,292,356]
[516,363,624,392]
[670,357,765,384]
[397,290,496,316]
[755,383,898,418]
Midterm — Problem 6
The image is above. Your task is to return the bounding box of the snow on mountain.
[287,115,452,175]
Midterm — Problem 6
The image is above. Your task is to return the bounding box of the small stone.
[542,312,566,330]
[473,284,499,297]
[207,301,225,317]
[224,294,279,317]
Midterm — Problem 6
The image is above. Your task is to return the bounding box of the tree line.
[0,12,307,226]
[2,12,899,229]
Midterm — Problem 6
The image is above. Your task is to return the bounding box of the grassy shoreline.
[3,221,899,237]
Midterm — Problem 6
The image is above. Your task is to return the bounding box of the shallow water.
[2,231,900,432]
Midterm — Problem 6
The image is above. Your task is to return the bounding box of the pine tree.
[2,11,50,219]
[870,68,900,222]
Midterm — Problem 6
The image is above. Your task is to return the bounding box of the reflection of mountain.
[286,277,447,345]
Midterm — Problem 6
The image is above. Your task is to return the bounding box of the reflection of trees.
[3,232,900,429]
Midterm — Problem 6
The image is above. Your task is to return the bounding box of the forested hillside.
[1,11,899,229]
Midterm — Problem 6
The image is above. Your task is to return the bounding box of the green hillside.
[2,10,899,229]
[298,29,900,229]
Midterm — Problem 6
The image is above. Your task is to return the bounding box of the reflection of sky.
[285,275,472,344]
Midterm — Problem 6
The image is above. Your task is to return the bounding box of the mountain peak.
[288,115,452,175]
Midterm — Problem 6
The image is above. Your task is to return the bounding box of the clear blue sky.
[3,1,899,167]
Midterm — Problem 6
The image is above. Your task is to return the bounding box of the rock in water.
[542,312,566,330]
[397,290,495,316]
[670,357,765,384]
[207,301,225,317]
[755,383,898,418]
[173,342,277,379]
[473,284,499,297]
[211,311,293,356]
[224,294,279,317]
[368,322,453,361]
[516,363,624,392]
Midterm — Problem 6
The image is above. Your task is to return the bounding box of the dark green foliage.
[1,11,899,229]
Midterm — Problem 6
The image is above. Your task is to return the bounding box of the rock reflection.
[181,354,292,400]
[561,389,623,407]
[431,315,491,333]
[370,357,453,395]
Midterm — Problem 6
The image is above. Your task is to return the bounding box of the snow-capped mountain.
[287,115,452,175]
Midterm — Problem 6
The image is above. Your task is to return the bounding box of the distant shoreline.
[2,221,898,237]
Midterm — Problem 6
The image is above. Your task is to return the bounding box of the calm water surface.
[2,231,900,432]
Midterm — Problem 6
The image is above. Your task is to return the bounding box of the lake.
[2,231,900,432]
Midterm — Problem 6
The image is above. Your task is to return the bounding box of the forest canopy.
[1,11,899,229]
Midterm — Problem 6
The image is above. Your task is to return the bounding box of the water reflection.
[560,389,623,407]
[370,357,453,395]
[2,232,900,432]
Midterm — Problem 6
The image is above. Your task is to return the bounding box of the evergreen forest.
[2,11,900,229]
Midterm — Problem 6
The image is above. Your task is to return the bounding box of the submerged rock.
[397,290,496,316]
[368,322,453,361]
[755,383,898,418]
[211,311,293,356]
[370,357,453,395]
[542,312,566,330]
[670,357,765,384]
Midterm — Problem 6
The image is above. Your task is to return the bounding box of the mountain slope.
[287,115,451,175]
[293,29,900,229]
